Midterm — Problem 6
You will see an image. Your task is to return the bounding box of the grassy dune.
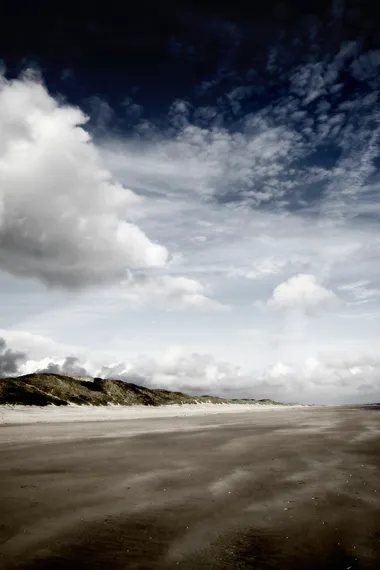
[0,373,285,407]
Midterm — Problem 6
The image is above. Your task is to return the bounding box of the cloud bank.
[1,333,378,405]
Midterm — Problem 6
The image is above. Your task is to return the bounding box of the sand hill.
[0,373,284,407]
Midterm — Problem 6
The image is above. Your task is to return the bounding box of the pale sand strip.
[0,402,304,424]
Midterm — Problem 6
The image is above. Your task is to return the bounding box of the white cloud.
[93,346,247,395]
[24,346,245,396]
[0,337,26,376]
[268,274,339,313]
[258,353,380,403]
[0,71,168,289]
[0,329,100,370]
[120,273,229,311]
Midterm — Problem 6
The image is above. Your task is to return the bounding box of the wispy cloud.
[102,45,380,228]
[338,280,380,306]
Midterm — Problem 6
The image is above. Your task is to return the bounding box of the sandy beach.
[1,405,380,569]
[0,402,303,425]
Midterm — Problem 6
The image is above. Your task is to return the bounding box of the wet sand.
[1,406,380,569]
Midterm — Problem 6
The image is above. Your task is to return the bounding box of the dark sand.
[1,406,380,569]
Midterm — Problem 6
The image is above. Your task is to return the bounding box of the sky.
[1,0,380,404]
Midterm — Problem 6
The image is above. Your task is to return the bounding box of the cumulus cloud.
[98,347,244,394]
[0,71,168,289]
[0,329,93,363]
[0,337,26,376]
[120,273,228,311]
[268,274,339,313]
[40,356,89,377]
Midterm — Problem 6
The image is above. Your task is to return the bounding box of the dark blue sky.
[2,1,379,115]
